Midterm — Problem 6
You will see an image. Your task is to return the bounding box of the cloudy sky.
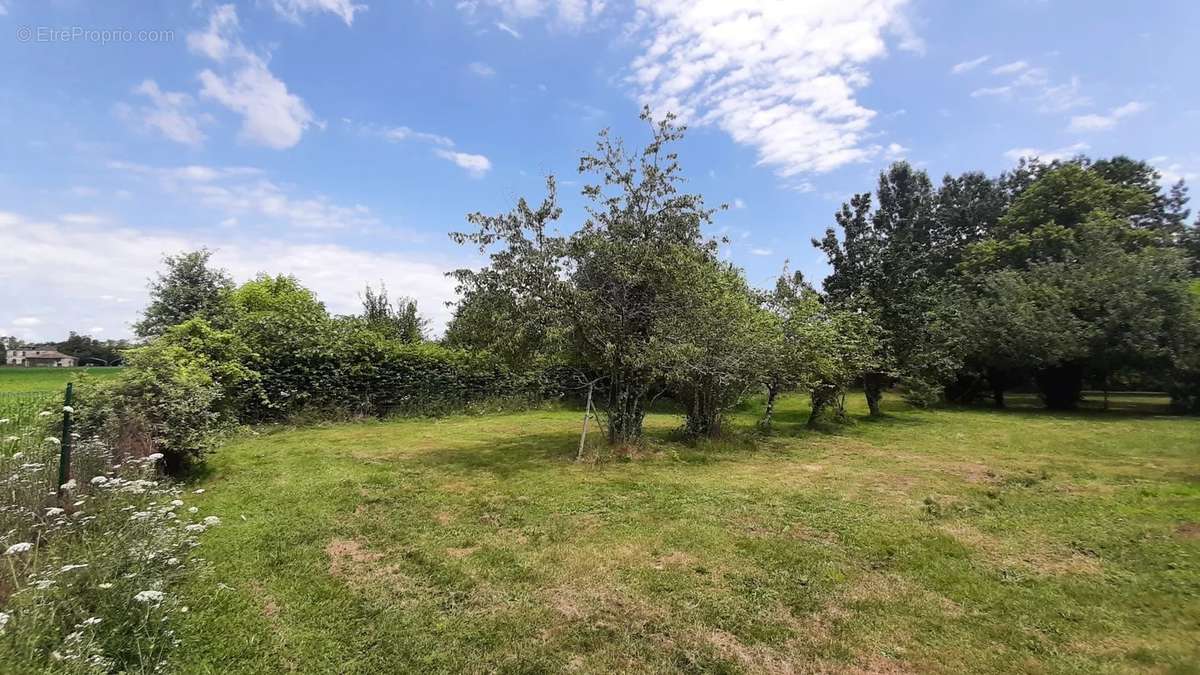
[2,0,1197,341]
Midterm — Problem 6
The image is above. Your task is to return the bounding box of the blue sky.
[2,0,1198,341]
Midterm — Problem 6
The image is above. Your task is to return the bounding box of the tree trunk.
[863,372,885,416]
[759,384,779,430]
[991,387,1005,409]
[1035,363,1083,410]
[605,375,646,445]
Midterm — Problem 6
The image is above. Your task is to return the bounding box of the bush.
[73,341,229,474]
[899,376,943,408]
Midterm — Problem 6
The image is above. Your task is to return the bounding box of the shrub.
[899,376,943,408]
[73,342,228,474]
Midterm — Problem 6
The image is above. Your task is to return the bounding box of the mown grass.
[171,393,1199,674]
[0,367,123,393]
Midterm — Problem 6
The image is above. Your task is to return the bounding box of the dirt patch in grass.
[446,546,478,559]
[1175,523,1200,540]
[325,537,417,591]
[940,522,1102,576]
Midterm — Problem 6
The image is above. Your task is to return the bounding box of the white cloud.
[0,212,461,340]
[974,63,1089,113]
[990,60,1028,75]
[628,0,919,179]
[376,125,455,146]
[496,21,522,38]
[971,86,1012,98]
[459,0,606,30]
[1151,157,1199,185]
[59,213,108,226]
[467,61,496,77]
[270,0,365,25]
[110,161,378,230]
[950,55,989,75]
[1003,142,1089,163]
[0,2,8,16]
[732,197,746,209]
[749,247,773,256]
[350,120,490,176]
[1067,100,1147,133]
[884,142,908,159]
[118,80,209,147]
[13,317,43,327]
[188,5,315,149]
[434,149,492,177]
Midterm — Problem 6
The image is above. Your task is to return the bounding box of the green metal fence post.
[57,383,73,496]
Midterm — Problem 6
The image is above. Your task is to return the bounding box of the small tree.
[134,249,234,338]
[655,257,774,438]
[360,282,427,343]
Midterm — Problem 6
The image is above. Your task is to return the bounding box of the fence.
[0,385,74,504]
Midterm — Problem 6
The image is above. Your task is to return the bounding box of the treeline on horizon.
[59,108,1200,471]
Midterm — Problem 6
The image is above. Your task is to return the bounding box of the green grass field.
[0,366,123,393]
[172,394,1199,674]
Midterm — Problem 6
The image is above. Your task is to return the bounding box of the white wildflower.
[62,406,75,414]
[38,411,52,417]
[34,579,54,590]
[187,507,198,514]
[97,583,113,589]
[0,611,9,632]
[45,436,61,445]
[60,479,76,491]
[5,542,33,555]
[166,557,179,566]
[184,524,206,533]
[133,590,164,603]
[193,489,205,494]
[170,499,184,507]
[61,564,88,573]
[0,418,9,424]
[146,453,164,462]
[45,507,65,517]
[90,476,108,485]
[81,617,102,627]
[202,516,221,526]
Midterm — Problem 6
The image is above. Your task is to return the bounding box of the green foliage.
[359,282,427,343]
[133,249,234,339]
[0,451,215,673]
[654,258,775,437]
[54,333,129,366]
[813,162,952,414]
[450,108,724,445]
[73,341,228,472]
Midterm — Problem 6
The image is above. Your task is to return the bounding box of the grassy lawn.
[173,394,1199,674]
[0,366,123,393]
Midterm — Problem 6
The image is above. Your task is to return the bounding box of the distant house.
[5,349,78,368]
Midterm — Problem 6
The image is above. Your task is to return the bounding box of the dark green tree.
[134,249,234,338]
[360,282,427,343]
[814,161,940,415]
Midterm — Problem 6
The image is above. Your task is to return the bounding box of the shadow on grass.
[406,429,585,478]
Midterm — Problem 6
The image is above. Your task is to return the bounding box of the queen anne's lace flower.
[133,590,164,603]
[5,542,33,555]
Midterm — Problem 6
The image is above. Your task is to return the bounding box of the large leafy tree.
[814,161,940,415]
[450,108,722,445]
[134,249,235,338]
[952,160,1197,409]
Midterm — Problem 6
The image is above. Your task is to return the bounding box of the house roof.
[19,351,74,359]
